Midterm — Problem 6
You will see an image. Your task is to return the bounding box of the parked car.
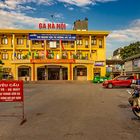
[102,75,137,88]
[93,76,111,83]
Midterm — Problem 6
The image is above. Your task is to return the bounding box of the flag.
[14,52,16,57]
[60,39,64,50]
[61,41,64,50]
[46,51,49,57]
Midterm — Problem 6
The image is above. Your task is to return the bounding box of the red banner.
[30,59,75,64]
[0,80,23,102]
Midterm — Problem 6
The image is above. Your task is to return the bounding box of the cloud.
[68,7,74,10]
[106,19,140,57]
[58,0,117,7]
[0,9,49,29]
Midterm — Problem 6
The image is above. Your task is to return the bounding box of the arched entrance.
[37,65,68,80]
[73,65,87,80]
[18,65,31,81]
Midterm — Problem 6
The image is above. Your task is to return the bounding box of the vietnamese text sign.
[0,80,23,102]
[29,34,76,41]
[30,59,75,64]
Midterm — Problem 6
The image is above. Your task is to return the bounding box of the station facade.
[0,29,109,81]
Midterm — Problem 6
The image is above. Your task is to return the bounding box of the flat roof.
[0,29,110,36]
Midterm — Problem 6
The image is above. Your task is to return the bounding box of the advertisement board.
[125,61,133,72]
[133,59,140,71]
[0,80,23,102]
[94,61,105,66]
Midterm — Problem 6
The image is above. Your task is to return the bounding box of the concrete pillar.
[59,67,63,80]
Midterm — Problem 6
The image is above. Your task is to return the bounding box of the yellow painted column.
[59,40,62,59]
[12,34,15,60]
[29,40,32,59]
[103,36,106,77]
[68,64,70,80]
[89,35,91,60]
[68,64,73,80]
[74,40,76,54]
[35,64,37,81]
[44,40,47,59]
[101,66,106,77]
[14,64,18,80]
[87,64,93,80]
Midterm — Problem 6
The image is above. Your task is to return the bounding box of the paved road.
[0,82,140,140]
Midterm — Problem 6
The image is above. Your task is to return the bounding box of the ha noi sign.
[39,22,66,30]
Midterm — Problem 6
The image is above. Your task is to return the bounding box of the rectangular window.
[76,39,82,45]
[32,40,40,45]
[91,36,97,45]
[17,53,22,59]
[17,38,24,45]
[63,41,68,45]
[2,53,8,60]
[85,40,88,48]
[1,38,8,45]
[99,39,103,48]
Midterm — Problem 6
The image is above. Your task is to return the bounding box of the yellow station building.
[0,28,109,81]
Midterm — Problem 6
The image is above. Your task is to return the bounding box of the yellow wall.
[0,29,109,81]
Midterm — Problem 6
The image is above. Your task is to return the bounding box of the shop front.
[18,66,31,81]
[37,65,68,80]
[73,65,87,80]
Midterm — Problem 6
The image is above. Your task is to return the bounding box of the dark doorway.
[63,68,68,80]
[37,68,45,80]
[48,68,60,80]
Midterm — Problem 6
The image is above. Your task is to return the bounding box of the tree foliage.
[120,41,140,60]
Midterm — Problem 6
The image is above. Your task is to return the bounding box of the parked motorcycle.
[127,86,140,119]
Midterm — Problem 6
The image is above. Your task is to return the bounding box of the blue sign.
[29,34,76,41]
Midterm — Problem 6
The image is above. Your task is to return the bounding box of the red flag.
[60,40,64,50]
[46,51,49,57]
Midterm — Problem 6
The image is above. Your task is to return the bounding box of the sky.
[0,0,140,58]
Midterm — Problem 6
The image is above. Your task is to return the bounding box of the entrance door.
[48,68,60,80]
[63,68,68,80]
[37,68,45,80]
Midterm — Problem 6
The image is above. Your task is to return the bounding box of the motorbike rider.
[128,85,140,107]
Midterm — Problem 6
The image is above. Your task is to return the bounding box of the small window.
[99,39,103,48]
[85,40,89,47]
[32,40,40,45]
[91,36,97,45]
[17,38,24,45]
[2,53,8,60]
[76,39,82,45]
[17,53,22,59]
[1,38,8,45]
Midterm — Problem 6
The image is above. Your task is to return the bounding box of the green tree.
[120,41,140,60]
